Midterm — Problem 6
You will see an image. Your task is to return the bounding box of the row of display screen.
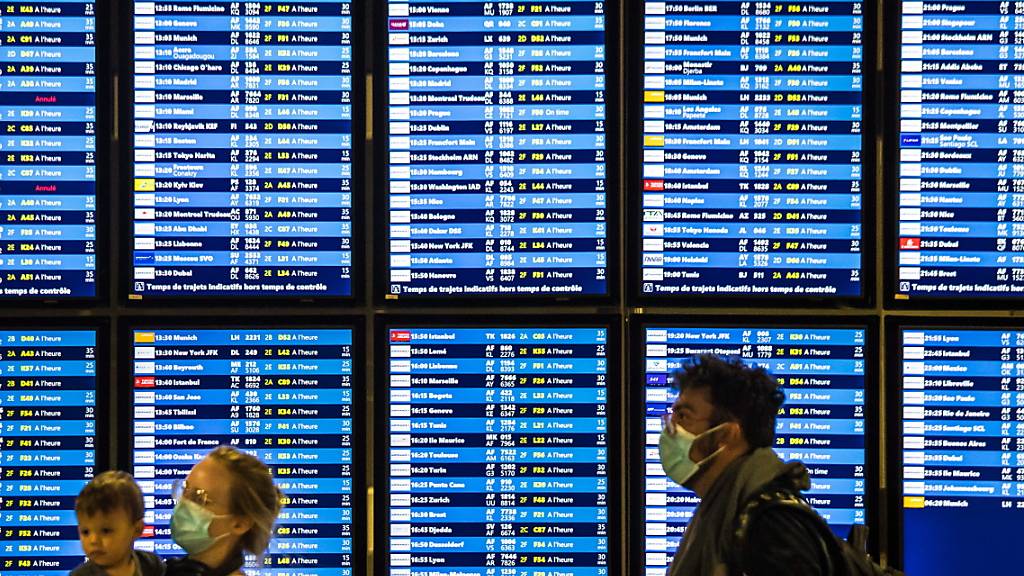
[1,320,1016,574]
[5,0,1019,303]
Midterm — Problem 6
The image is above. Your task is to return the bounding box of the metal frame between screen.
[627,314,882,575]
[372,314,624,575]
[116,315,366,574]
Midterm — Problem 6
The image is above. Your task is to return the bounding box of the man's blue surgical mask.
[658,421,729,486]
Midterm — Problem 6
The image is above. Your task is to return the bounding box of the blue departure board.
[895,5,1024,300]
[899,327,1024,574]
[642,325,866,574]
[0,330,97,575]
[1,1,97,298]
[129,1,354,299]
[384,1,609,299]
[130,328,355,574]
[385,325,610,575]
[640,1,864,298]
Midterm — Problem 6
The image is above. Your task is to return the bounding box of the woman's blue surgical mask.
[170,499,232,555]
[659,421,729,486]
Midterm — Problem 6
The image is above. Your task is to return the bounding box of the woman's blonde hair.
[208,446,283,557]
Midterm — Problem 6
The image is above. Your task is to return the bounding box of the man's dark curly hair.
[672,354,786,448]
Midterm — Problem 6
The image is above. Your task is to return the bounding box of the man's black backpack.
[731,482,904,576]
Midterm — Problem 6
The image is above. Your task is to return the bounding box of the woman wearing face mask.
[165,446,283,576]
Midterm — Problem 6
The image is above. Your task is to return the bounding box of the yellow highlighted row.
[644,90,665,102]
[904,496,925,509]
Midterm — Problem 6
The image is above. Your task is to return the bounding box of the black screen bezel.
[116,316,366,573]
[626,1,878,308]
[372,1,622,306]
[373,314,624,575]
[117,1,366,305]
[627,314,881,574]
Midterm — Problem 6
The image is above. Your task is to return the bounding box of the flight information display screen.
[0,330,97,575]
[642,325,866,574]
[384,1,609,299]
[640,0,864,298]
[899,327,1024,574]
[1,1,97,298]
[385,325,610,575]
[131,328,355,574]
[895,4,1024,299]
[130,0,354,299]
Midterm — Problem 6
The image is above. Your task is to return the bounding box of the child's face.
[77,508,143,568]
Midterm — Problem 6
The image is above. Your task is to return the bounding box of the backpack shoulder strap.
[731,482,840,576]
[732,484,902,576]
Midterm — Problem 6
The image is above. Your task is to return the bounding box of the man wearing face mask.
[661,355,860,576]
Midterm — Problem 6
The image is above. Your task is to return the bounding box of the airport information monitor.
[131,327,355,574]
[384,324,611,575]
[642,324,867,574]
[899,326,1024,573]
[384,1,610,299]
[0,329,98,574]
[1,0,97,297]
[130,0,355,298]
[895,2,1024,300]
[640,0,865,298]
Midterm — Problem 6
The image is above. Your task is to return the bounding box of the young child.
[72,471,165,576]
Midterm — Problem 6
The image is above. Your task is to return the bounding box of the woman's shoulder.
[69,560,103,576]
[135,550,166,576]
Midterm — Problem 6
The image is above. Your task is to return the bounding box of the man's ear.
[133,518,145,539]
[724,421,747,450]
